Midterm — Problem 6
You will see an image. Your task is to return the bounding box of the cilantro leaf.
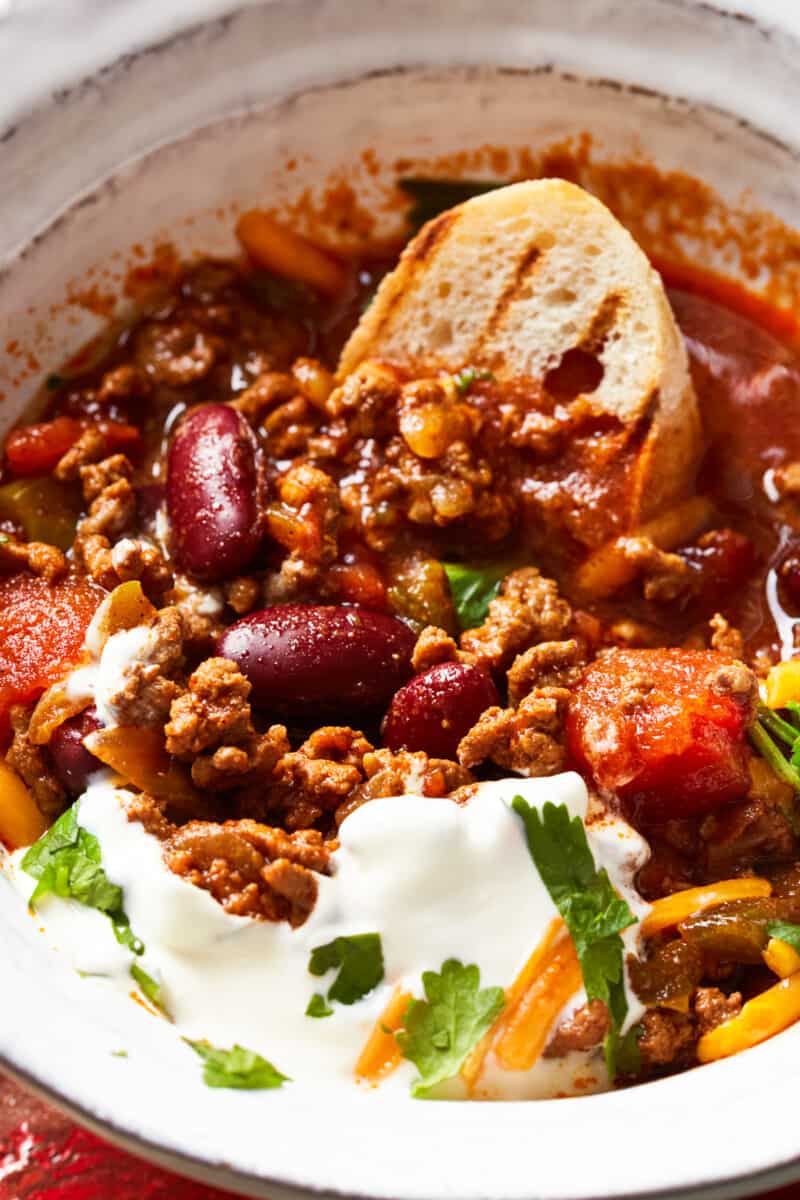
[130,963,166,1013]
[22,804,143,954]
[398,178,507,234]
[306,992,334,1019]
[184,1039,289,1090]
[308,933,384,1007]
[45,373,65,391]
[452,366,495,395]
[512,798,636,1073]
[766,920,800,950]
[750,717,800,794]
[395,959,505,1098]
[443,562,510,631]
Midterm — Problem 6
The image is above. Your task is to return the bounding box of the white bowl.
[3,2,800,1197]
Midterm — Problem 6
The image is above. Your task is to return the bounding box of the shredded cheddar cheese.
[461,917,565,1091]
[763,937,800,979]
[697,973,800,1063]
[354,986,411,1085]
[493,934,583,1072]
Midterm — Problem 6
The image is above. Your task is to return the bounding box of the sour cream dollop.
[7,772,650,1099]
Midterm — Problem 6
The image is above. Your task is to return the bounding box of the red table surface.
[2,1071,800,1200]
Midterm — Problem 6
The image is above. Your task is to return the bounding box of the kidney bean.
[217,604,416,716]
[382,662,500,760]
[50,707,102,796]
[167,404,261,582]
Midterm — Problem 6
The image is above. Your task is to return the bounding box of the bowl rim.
[4,3,800,1199]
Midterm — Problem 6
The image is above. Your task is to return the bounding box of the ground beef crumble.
[6,704,65,816]
[460,568,572,672]
[0,538,66,582]
[109,606,185,727]
[694,986,742,1035]
[166,658,253,758]
[162,818,330,926]
[637,1008,696,1070]
[544,999,610,1058]
[411,625,460,672]
[458,687,569,776]
[709,612,744,659]
[617,535,697,603]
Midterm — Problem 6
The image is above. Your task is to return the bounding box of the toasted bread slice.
[339,179,702,533]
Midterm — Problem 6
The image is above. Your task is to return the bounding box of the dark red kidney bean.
[217,604,416,716]
[167,404,261,582]
[50,707,102,796]
[382,662,500,760]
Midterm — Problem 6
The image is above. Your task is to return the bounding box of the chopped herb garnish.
[306,992,334,1019]
[130,962,166,1013]
[750,706,800,795]
[111,1049,129,1059]
[22,803,143,955]
[396,959,504,1098]
[45,373,65,391]
[308,933,384,1007]
[766,920,800,950]
[452,366,495,395]
[442,561,510,631]
[398,178,508,234]
[184,1039,289,1090]
[511,798,636,1079]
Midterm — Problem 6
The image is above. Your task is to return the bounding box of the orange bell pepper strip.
[641,878,772,937]
[236,210,346,296]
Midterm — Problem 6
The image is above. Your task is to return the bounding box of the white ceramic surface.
[3,2,800,1198]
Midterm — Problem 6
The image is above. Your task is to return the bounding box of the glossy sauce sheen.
[664,287,800,655]
[166,404,261,582]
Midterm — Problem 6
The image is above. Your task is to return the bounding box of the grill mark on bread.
[580,292,622,353]
[412,210,457,265]
[370,210,457,343]
[475,243,542,357]
[622,387,661,528]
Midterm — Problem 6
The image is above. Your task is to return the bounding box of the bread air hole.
[430,318,453,347]
[544,348,604,400]
[545,287,578,306]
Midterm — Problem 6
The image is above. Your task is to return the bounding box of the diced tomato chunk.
[4,417,83,476]
[101,420,142,457]
[4,417,141,477]
[566,648,755,825]
[0,574,103,742]
[328,561,388,609]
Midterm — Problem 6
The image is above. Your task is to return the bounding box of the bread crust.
[339,179,702,530]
